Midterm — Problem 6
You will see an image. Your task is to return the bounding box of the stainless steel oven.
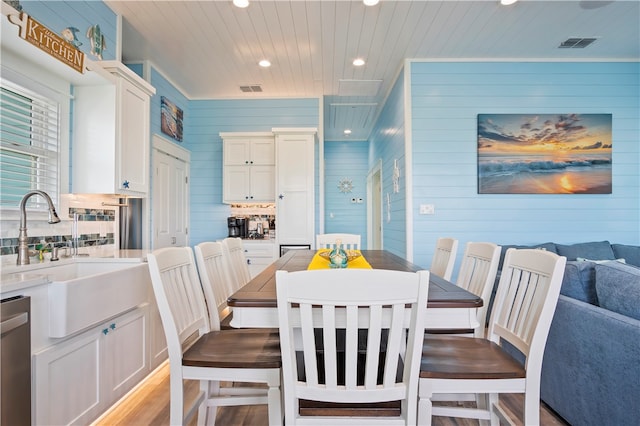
[1,295,31,425]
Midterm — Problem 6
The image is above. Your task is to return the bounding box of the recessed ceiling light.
[233,0,249,8]
[500,0,518,5]
[259,59,271,67]
[344,129,352,135]
[363,0,379,6]
[353,58,365,67]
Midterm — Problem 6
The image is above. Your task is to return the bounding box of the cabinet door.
[223,165,251,202]
[118,80,150,194]
[243,243,276,278]
[276,132,315,245]
[34,329,104,425]
[102,307,149,401]
[250,138,275,165]
[250,165,276,202]
[224,138,251,165]
[148,301,168,370]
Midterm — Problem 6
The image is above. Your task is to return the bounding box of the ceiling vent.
[559,38,597,48]
[240,85,263,93]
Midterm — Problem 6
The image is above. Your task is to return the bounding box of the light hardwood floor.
[95,363,568,426]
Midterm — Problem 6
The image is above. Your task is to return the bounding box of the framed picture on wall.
[477,113,612,194]
[160,96,183,142]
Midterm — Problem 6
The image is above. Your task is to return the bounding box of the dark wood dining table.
[227,249,482,330]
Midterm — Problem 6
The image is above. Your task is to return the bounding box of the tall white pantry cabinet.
[274,128,316,249]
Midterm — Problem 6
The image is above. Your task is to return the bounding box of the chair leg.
[198,380,212,426]
[267,380,282,426]
[476,393,490,426]
[489,393,500,426]
[523,389,540,426]
[169,374,184,426]
[203,380,222,425]
[417,386,434,426]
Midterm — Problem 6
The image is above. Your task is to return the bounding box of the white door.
[367,161,383,249]
[152,135,190,249]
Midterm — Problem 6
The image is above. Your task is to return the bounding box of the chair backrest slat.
[345,305,358,389]
[489,248,566,367]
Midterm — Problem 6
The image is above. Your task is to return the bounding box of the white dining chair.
[276,268,430,425]
[454,241,501,337]
[194,241,235,328]
[418,248,566,426]
[316,233,361,250]
[427,241,501,338]
[147,246,282,426]
[222,237,252,291]
[429,237,458,281]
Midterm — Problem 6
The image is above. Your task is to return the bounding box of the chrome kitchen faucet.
[16,190,61,265]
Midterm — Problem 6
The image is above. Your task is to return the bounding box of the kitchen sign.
[8,11,85,74]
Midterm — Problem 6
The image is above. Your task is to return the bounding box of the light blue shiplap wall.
[409,61,640,274]
[187,99,319,246]
[324,141,369,246]
[19,1,116,62]
[369,69,407,258]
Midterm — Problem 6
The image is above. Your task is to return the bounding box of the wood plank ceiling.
[104,0,640,142]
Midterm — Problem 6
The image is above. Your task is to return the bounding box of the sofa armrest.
[541,295,640,426]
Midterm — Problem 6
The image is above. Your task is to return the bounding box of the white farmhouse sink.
[44,262,150,338]
[42,262,134,281]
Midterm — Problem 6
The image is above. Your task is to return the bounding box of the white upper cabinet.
[221,133,275,203]
[72,61,155,195]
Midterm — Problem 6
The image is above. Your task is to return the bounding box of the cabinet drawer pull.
[102,328,109,335]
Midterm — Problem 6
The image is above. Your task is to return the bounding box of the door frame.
[366,159,383,249]
[151,134,190,248]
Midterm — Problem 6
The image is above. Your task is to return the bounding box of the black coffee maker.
[227,216,247,238]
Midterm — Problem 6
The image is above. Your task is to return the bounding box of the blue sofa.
[494,241,640,426]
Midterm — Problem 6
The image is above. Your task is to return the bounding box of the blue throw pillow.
[556,241,615,261]
[612,244,640,267]
[561,261,598,305]
[595,262,640,320]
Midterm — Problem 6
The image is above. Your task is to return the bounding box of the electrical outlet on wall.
[419,204,435,215]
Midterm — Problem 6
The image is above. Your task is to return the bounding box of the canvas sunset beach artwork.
[478,113,612,194]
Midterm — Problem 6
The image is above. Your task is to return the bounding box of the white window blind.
[0,79,60,210]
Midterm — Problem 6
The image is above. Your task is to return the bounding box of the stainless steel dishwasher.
[1,295,31,425]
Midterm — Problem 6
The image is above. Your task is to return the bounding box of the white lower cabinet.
[34,306,149,426]
[243,241,277,278]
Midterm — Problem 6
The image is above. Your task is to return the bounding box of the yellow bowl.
[318,250,361,262]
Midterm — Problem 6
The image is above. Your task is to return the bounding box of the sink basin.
[44,262,150,338]
[40,262,132,281]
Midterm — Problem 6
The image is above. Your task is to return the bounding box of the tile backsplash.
[1,194,119,258]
